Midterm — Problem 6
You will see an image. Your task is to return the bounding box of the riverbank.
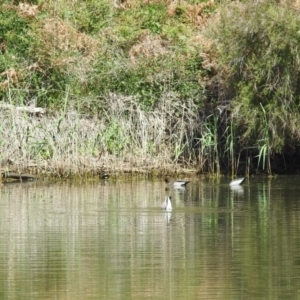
[2,1,300,176]
[2,98,300,180]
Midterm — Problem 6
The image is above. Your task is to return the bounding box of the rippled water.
[1,176,300,299]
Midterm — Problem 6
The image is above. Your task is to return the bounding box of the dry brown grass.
[3,2,39,19]
[17,3,39,19]
[0,69,19,90]
[185,0,215,27]
[34,17,98,75]
[280,0,300,10]
[0,63,41,91]
[129,32,170,63]
[0,92,200,177]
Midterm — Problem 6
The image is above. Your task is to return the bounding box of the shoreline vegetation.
[1,0,300,179]
[0,98,200,180]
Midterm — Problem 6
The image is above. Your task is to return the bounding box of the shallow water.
[0,176,300,299]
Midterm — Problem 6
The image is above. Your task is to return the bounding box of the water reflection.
[230,184,244,194]
[0,176,300,299]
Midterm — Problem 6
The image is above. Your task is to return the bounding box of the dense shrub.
[208,0,300,172]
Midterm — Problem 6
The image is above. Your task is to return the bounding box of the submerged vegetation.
[1,0,300,177]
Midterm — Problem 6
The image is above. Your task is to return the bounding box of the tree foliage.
[208,1,300,172]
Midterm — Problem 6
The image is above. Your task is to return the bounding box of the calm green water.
[0,176,300,299]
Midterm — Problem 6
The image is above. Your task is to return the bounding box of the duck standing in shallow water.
[161,196,172,211]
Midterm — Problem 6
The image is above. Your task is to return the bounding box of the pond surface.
[0,176,300,299]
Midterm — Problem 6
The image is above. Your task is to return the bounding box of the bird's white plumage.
[161,196,172,211]
[172,181,190,188]
[229,177,245,186]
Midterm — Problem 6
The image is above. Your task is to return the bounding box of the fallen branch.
[0,102,45,116]
[1,171,37,181]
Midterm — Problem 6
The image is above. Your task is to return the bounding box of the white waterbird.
[229,177,245,186]
[161,196,172,211]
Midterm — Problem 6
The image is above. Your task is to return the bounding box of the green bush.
[90,45,206,109]
[0,7,33,56]
[67,0,113,34]
[209,1,300,171]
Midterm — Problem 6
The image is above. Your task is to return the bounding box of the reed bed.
[0,93,201,178]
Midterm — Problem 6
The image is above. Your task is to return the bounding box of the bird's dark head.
[164,177,170,184]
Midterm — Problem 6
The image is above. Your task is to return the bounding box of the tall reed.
[197,114,220,174]
[0,91,202,176]
[256,103,271,174]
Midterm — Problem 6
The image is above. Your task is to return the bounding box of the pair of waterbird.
[164,176,245,189]
[161,178,190,212]
[161,177,245,211]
